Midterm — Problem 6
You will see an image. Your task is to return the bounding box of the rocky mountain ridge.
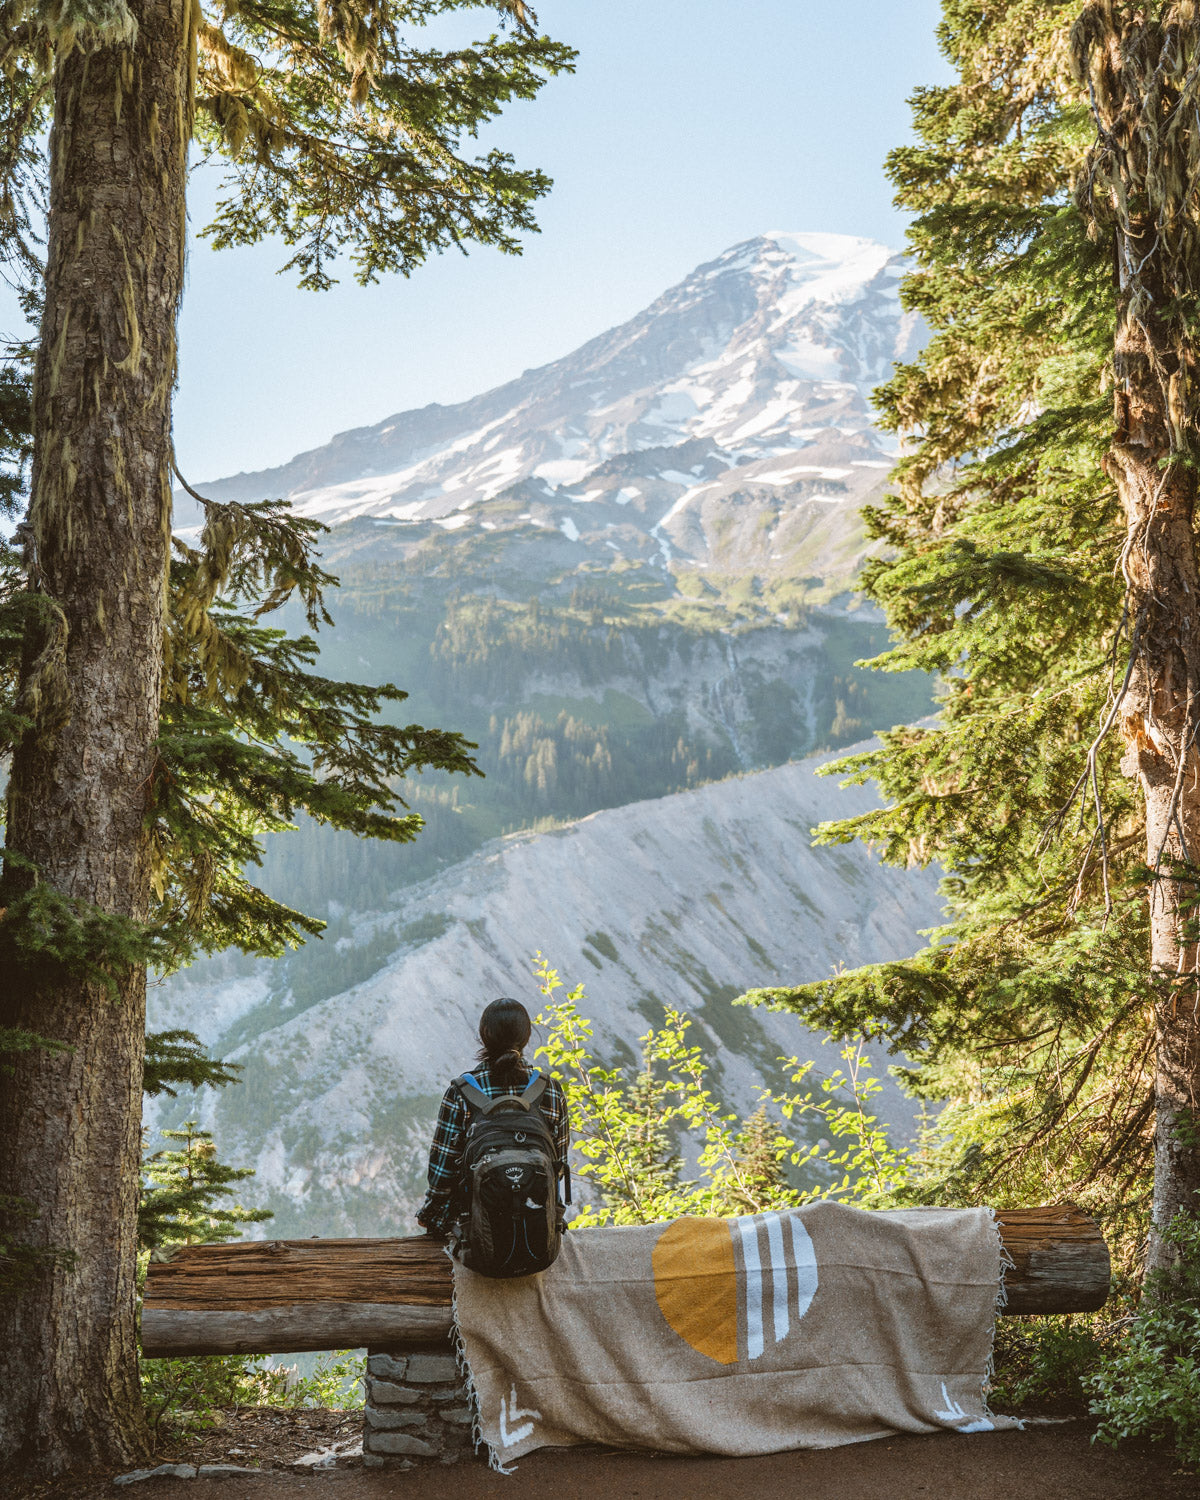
[149,747,943,1237]
[192,231,920,592]
[152,233,940,1235]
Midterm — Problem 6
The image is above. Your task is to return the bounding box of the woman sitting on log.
[417,998,571,1277]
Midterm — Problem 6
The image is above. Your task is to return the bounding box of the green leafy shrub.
[140,1350,364,1435]
[537,954,1200,1468]
[285,1350,366,1411]
[990,1316,1108,1415]
[1091,1214,1200,1467]
[532,955,925,1224]
[141,1354,290,1436]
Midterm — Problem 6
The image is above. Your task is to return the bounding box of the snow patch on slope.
[191,231,923,582]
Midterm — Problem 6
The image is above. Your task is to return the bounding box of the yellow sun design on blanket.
[652,1213,819,1365]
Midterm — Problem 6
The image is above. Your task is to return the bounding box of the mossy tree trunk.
[1073,2,1200,1276]
[0,2,194,1476]
[1109,236,1200,1273]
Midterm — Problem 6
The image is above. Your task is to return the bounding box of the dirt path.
[50,1424,1199,1500]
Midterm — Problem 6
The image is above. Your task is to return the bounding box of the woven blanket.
[452,1202,1019,1464]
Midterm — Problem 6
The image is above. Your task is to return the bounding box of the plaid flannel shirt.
[416,1061,569,1237]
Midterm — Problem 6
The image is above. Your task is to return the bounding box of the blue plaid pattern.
[416,1062,569,1236]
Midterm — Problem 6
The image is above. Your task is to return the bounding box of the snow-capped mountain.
[197,232,919,582]
[152,234,940,1237]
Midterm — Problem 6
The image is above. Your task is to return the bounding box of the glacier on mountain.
[191,231,921,588]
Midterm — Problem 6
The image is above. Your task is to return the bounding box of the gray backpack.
[451,1071,568,1278]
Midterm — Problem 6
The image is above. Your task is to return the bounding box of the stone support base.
[362,1344,475,1467]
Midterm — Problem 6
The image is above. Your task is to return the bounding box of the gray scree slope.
[150,748,942,1236]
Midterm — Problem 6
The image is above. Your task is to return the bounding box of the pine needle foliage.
[0,293,483,985]
[0,0,565,978]
[138,1121,272,1251]
[143,1029,242,1098]
[0,0,576,291]
[0,0,568,1471]
[740,1,1162,1259]
[0,481,484,978]
[137,1032,269,1400]
[148,489,483,967]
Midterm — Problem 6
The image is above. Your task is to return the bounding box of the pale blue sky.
[19,2,954,483]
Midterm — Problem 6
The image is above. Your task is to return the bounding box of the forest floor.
[19,1409,1200,1500]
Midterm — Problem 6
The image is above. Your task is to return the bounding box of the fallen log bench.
[141,1203,1110,1359]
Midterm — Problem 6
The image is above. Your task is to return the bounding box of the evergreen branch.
[143,1031,241,1098]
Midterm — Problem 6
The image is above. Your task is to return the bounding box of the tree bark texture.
[0,4,194,1476]
[1110,224,1200,1271]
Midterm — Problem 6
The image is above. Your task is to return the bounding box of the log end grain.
[994,1203,1111,1315]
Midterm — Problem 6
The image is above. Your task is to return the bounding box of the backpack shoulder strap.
[453,1073,496,1114]
[518,1072,548,1108]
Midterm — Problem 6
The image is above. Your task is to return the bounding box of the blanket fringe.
[984,1207,1022,1430]
[449,1258,514,1475]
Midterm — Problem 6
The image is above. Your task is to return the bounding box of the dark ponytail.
[477,997,532,1088]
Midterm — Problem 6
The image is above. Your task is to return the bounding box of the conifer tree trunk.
[0,2,193,1475]
[1110,248,1200,1272]
[1074,1,1200,1275]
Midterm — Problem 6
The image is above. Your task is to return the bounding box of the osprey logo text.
[499,1384,541,1447]
[505,1166,524,1183]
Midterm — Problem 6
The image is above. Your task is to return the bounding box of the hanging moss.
[31,0,138,54]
